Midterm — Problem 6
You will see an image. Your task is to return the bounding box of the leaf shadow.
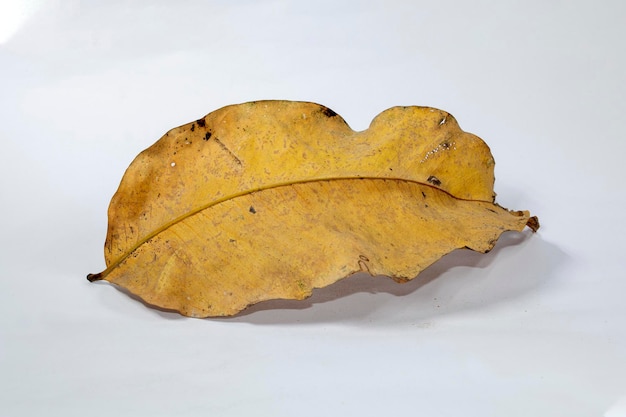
[94,230,565,324]
[220,231,566,325]
[93,281,190,320]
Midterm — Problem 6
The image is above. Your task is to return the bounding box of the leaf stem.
[86,272,103,282]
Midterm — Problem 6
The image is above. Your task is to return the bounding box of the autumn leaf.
[88,100,539,317]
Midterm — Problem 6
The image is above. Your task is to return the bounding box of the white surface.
[1,1,625,416]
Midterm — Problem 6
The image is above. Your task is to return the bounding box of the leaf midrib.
[87,175,491,281]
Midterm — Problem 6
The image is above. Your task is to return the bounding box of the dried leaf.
[88,101,539,317]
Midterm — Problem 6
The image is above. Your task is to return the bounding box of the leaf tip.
[526,216,540,233]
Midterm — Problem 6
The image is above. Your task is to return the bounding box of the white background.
[1,1,625,416]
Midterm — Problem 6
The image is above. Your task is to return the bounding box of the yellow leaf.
[88,100,539,317]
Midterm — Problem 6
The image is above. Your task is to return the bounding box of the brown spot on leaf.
[321,106,338,117]
[427,175,441,186]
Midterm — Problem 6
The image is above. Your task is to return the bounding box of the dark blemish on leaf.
[196,118,206,127]
[204,132,212,141]
[389,167,393,171]
[421,191,426,198]
[229,239,236,243]
[486,208,497,213]
[321,106,338,117]
[359,255,369,262]
[440,141,451,149]
[190,123,195,132]
[249,206,257,214]
[427,175,441,186]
